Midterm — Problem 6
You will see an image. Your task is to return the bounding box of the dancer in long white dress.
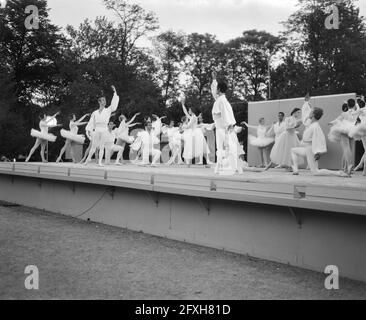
[26,112,61,163]
[56,113,90,163]
[266,108,302,170]
[328,99,361,175]
[211,71,237,174]
[163,121,184,166]
[84,85,120,166]
[104,122,125,165]
[196,114,215,165]
[349,99,366,175]
[181,98,199,165]
[267,112,287,143]
[137,120,162,167]
[243,118,274,167]
[292,108,350,177]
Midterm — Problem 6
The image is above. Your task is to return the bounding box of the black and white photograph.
[1,0,366,304]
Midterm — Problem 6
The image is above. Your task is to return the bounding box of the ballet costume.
[138,129,161,166]
[163,127,184,165]
[183,115,198,162]
[328,109,359,143]
[248,125,274,148]
[194,124,214,164]
[31,120,57,143]
[104,129,124,165]
[349,109,366,141]
[116,121,135,145]
[270,116,301,167]
[85,92,120,165]
[60,121,85,145]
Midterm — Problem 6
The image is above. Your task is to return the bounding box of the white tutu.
[61,129,85,144]
[118,133,135,144]
[31,129,57,143]
[328,120,355,143]
[349,123,366,141]
[249,135,274,148]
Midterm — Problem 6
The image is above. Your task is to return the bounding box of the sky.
[47,0,366,42]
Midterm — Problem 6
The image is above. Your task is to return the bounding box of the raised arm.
[108,85,120,113]
[211,71,218,101]
[46,111,60,124]
[181,98,190,118]
[127,113,141,126]
[76,114,90,124]
[128,122,141,128]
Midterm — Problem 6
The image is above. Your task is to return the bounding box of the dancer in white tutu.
[104,121,125,165]
[243,118,274,168]
[181,98,199,166]
[292,107,350,177]
[116,113,141,145]
[265,108,302,171]
[114,112,141,163]
[56,113,90,163]
[163,120,184,166]
[349,99,366,175]
[26,112,61,163]
[84,85,120,166]
[328,99,361,175]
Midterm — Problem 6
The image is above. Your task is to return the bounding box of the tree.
[152,30,186,105]
[283,0,366,95]
[103,0,159,70]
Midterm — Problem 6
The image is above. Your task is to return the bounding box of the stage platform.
[0,162,365,216]
[1,162,366,282]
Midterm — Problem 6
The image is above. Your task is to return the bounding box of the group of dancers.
[244,94,366,177]
[24,75,366,177]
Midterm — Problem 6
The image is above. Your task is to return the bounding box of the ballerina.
[84,85,120,166]
[265,108,302,171]
[56,113,90,163]
[328,99,361,175]
[116,113,141,146]
[243,118,274,168]
[26,112,61,163]
[181,98,200,166]
[163,121,185,166]
[349,98,366,175]
[302,93,313,128]
[196,114,215,165]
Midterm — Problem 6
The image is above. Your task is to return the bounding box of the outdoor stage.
[1,162,366,282]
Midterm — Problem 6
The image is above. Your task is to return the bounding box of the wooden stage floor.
[0,162,365,216]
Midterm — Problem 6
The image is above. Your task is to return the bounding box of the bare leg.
[26,139,42,162]
[258,147,264,167]
[40,141,47,163]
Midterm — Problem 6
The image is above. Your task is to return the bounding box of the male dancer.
[211,71,237,174]
[291,107,349,177]
[84,85,120,166]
